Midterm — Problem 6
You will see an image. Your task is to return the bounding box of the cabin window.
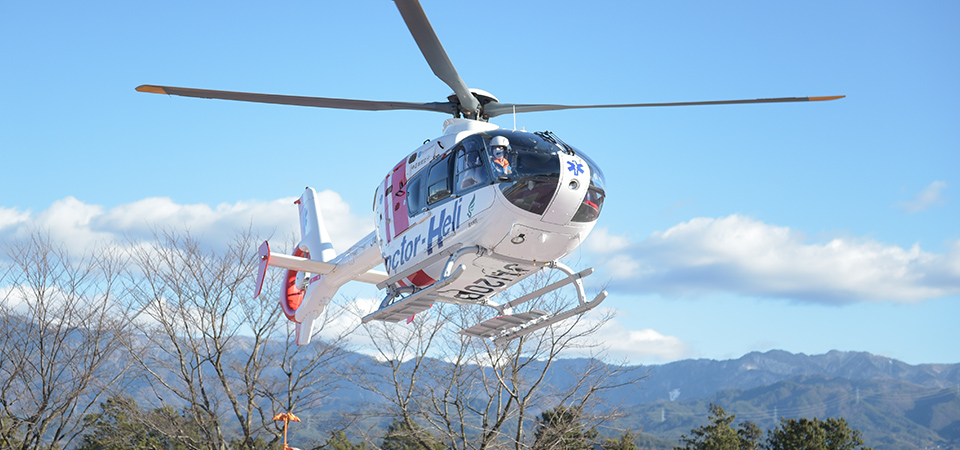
[427,155,452,204]
[568,145,605,222]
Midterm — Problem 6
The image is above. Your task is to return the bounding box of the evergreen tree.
[532,405,599,450]
[321,430,369,450]
[765,417,871,450]
[78,396,206,450]
[0,413,25,449]
[147,405,207,449]
[380,417,445,450]
[675,404,760,450]
[78,397,162,450]
[601,431,640,450]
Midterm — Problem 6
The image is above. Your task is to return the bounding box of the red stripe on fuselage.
[390,162,409,237]
[382,175,392,244]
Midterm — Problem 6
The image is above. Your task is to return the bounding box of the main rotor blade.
[136,85,458,115]
[393,0,480,117]
[483,95,846,118]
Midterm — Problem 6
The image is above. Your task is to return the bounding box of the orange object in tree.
[272,412,301,450]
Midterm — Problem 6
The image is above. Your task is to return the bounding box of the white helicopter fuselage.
[373,118,602,306]
[253,117,608,344]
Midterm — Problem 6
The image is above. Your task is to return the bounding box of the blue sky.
[2,1,957,365]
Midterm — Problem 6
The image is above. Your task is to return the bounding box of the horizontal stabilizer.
[265,249,338,275]
[254,240,389,299]
[269,250,388,284]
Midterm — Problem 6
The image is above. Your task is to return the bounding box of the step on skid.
[361,264,466,323]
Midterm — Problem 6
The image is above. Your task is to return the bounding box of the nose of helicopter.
[541,153,591,225]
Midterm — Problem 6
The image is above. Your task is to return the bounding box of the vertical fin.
[254,241,271,298]
[296,310,321,346]
[289,187,337,345]
[297,187,337,263]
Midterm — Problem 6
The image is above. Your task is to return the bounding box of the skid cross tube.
[499,265,594,314]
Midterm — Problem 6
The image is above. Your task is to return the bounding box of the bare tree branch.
[0,232,133,449]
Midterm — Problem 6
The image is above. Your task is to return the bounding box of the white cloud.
[590,215,960,304]
[584,227,631,253]
[592,316,693,363]
[0,191,374,256]
[0,207,30,231]
[0,285,25,312]
[29,197,114,253]
[557,306,693,363]
[898,181,947,213]
[316,296,382,347]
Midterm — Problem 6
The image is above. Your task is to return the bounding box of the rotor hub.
[447,89,499,119]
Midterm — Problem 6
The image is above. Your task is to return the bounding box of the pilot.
[490,136,513,176]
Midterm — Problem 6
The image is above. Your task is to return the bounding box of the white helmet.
[490,136,509,149]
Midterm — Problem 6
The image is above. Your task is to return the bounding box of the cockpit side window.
[571,187,604,222]
[455,138,490,194]
[406,176,424,216]
[427,154,453,204]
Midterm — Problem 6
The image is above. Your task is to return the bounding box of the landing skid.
[362,245,606,343]
[459,262,607,344]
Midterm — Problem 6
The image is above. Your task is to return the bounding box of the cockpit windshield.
[482,130,606,220]
[484,131,562,215]
[403,130,605,222]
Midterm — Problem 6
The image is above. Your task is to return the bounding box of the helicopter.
[136,0,843,345]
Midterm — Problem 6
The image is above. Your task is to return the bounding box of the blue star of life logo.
[566,160,584,176]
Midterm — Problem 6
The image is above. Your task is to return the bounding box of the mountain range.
[629,349,959,403]
[291,349,959,448]
[115,344,960,449]
[611,350,960,449]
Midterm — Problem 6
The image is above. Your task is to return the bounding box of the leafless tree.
[0,230,641,449]
[345,301,451,449]
[0,233,132,449]
[123,229,354,449]
[349,271,644,450]
[261,316,357,438]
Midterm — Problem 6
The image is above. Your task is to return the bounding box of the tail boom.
[254,187,386,345]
